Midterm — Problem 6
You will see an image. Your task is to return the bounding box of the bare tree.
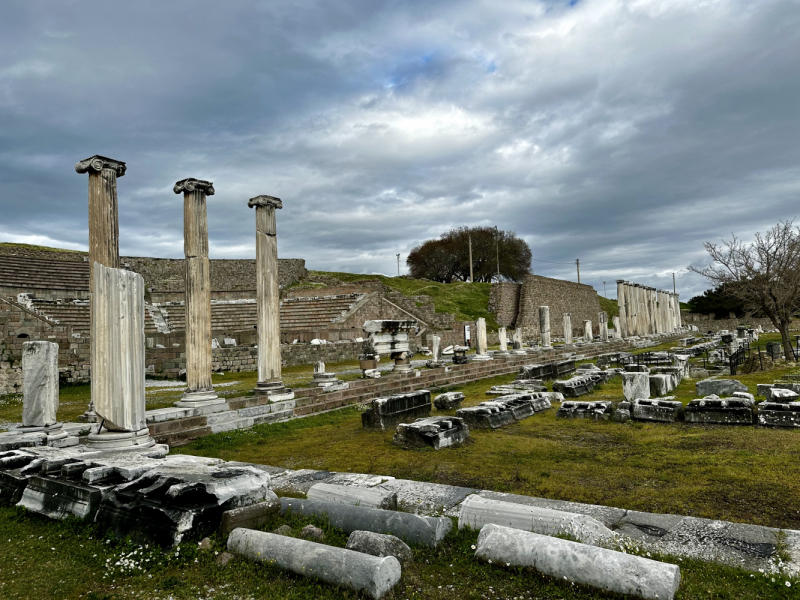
[689,220,800,359]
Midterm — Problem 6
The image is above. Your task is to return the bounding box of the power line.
[530,257,580,265]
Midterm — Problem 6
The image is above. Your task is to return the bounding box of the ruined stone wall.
[0,300,90,394]
[681,312,775,332]
[492,275,600,339]
[487,283,521,328]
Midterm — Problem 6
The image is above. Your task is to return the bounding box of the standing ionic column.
[616,280,627,338]
[249,195,294,399]
[75,155,126,423]
[599,311,608,341]
[563,313,573,345]
[174,179,223,407]
[538,306,551,348]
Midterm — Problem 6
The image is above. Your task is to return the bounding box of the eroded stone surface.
[433,392,464,410]
[556,400,613,421]
[392,416,469,450]
[696,378,748,397]
[346,530,413,567]
[456,394,551,429]
[362,391,431,430]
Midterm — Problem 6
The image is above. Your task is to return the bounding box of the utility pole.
[672,272,676,294]
[576,259,580,284]
[469,236,474,283]
[495,226,500,282]
[603,281,606,298]
[396,253,400,277]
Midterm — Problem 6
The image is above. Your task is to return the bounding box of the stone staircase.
[385,291,455,329]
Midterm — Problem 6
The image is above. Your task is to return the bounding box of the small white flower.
[786,582,791,588]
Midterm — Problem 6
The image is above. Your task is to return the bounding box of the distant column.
[538,306,551,348]
[612,316,622,339]
[496,327,509,356]
[249,195,293,399]
[584,320,593,341]
[599,311,608,341]
[75,155,126,423]
[174,179,222,407]
[616,280,627,338]
[563,313,573,345]
[473,317,493,360]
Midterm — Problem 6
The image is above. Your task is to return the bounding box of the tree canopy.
[686,284,748,318]
[689,220,800,359]
[406,226,532,283]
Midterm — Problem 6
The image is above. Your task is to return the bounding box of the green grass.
[308,270,498,329]
[0,242,85,254]
[599,296,619,324]
[2,502,798,600]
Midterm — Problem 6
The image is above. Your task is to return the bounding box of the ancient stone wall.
[487,283,521,328]
[681,312,775,332]
[0,299,90,395]
[491,275,600,339]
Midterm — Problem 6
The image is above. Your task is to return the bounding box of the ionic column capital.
[174,178,215,196]
[248,195,283,210]
[75,155,126,177]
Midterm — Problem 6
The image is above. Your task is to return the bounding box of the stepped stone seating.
[29,300,90,333]
[0,256,89,296]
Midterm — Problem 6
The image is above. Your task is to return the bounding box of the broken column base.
[253,380,295,402]
[0,423,80,450]
[472,354,493,362]
[392,357,413,373]
[86,427,158,452]
[175,388,227,408]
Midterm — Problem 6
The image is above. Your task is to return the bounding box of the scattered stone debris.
[346,530,414,567]
[556,401,613,421]
[433,392,464,410]
[456,394,551,429]
[392,416,470,450]
[299,524,326,541]
[695,378,749,397]
[631,398,685,423]
[757,401,800,427]
[685,396,754,425]
[361,390,432,430]
[273,524,293,536]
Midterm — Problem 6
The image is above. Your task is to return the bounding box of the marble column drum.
[249,195,294,400]
[174,179,223,408]
[86,264,155,451]
[75,155,126,423]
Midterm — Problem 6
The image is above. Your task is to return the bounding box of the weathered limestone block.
[475,524,680,600]
[21,341,59,428]
[613,401,632,422]
[458,495,613,546]
[556,401,613,421]
[280,497,452,547]
[228,528,401,600]
[362,391,432,430]
[623,372,650,402]
[219,495,281,536]
[95,463,272,546]
[433,392,464,410]
[768,387,799,402]
[519,360,576,380]
[346,531,413,567]
[632,398,684,423]
[649,374,673,396]
[757,401,800,427]
[18,475,102,520]
[685,397,754,425]
[695,379,748,397]
[308,482,398,510]
[457,394,551,429]
[486,380,546,395]
[552,374,599,397]
[392,416,470,450]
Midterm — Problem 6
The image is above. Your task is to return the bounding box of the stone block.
[456,394,551,429]
[756,383,774,398]
[392,416,470,450]
[433,392,464,410]
[458,495,612,546]
[21,341,59,428]
[346,531,413,567]
[613,401,631,422]
[17,475,102,520]
[623,372,650,401]
[769,387,799,402]
[228,529,401,600]
[756,401,800,428]
[632,398,684,423]
[556,401,613,421]
[695,378,748,397]
[308,482,398,510]
[280,497,452,547]
[475,524,680,600]
[219,494,281,536]
[552,374,596,397]
[361,390,431,430]
[649,374,672,396]
[685,398,754,425]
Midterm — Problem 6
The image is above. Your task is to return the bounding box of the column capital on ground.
[174,178,215,195]
[75,155,126,177]
[248,195,283,209]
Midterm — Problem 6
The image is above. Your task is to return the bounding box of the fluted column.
[563,313,573,344]
[616,280,627,339]
[249,195,294,399]
[175,178,222,407]
[76,155,126,423]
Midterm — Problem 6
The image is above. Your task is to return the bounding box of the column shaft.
[256,205,282,384]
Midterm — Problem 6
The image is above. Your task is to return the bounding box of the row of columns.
[75,156,290,449]
[616,280,681,339]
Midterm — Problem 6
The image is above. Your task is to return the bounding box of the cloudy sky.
[1,0,799,300]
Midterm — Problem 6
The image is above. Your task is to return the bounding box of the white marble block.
[91,263,147,432]
[22,341,59,427]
